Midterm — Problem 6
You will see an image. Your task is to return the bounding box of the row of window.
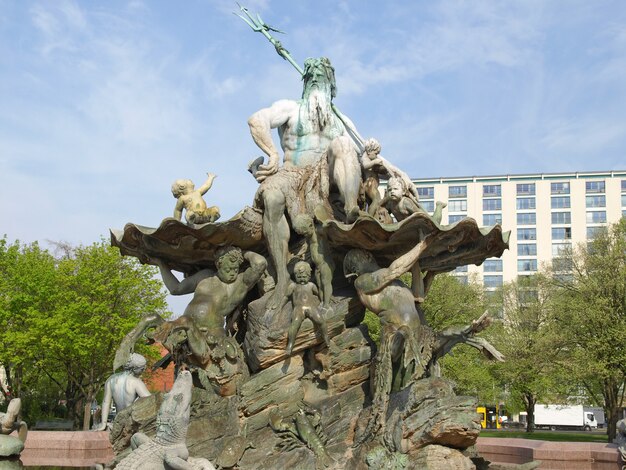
[448,211,606,227]
[450,210,604,226]
[416,178,624,201]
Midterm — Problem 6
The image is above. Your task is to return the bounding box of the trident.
[235,3,365,152]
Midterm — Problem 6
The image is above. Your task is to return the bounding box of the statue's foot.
[319,305,334,317]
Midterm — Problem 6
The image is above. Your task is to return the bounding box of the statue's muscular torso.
[276,100,345,167]
[183,276,245,332]
[355,279,421,330]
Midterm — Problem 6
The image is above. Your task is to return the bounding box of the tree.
[492,274,568,432]
[551,219,626,442]
[0,238,169,429]
[421,274,501,402]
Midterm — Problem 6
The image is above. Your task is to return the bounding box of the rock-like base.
[112,359,481,469]
[0,435,23,457]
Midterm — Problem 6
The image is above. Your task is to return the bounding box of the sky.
[2,0,626,311]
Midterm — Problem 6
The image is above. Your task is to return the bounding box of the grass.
[480,430,608,443]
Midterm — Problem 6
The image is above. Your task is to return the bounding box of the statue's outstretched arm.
[173,198,184,220]
[247,99,298,182]
[96,381,112,431]
[198,173,216,195]
[155,259,212,295]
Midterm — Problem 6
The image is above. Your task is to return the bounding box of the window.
[483,214,502,226]
[421,200,435,212]
[551,196,571,209]
[518,244,537,256]
[552,243,571,256]
[586,211,606,223]
[518,259,537,272]
[517,228,536,240]
[517,183,535,195]
[448,200,467,212]
[516,197,536,210]
[484,260,503,272]
[417,186,434,198]
[456,276,468,285]
[483,184,502,197]
[622,194,626,206]
[484,275,503,288]
[483,199,502,211]
[554,273,573,284]
[454,265,468,273]
[622,180,626,192]
[519,290,538,303]
[586,195,606,208]
[449,185,467,198]
[448,214,465,223]
[586,180,605,193]
[552,227,572,240]
[551,212,571,224]
[551,182,570,194]
[517,213,536,225]
[587,226,606,239]
[553,258,573,272]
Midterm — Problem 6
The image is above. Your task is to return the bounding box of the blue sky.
[2,1,625,309]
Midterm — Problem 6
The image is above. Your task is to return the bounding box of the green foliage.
[421,273,486,330]
[0,237,169,427]
[421,274,502,402]
[549,219,626,442]
[490,274,568,431]
[362,310,381,344]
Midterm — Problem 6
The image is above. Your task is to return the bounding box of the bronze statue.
[95,353,150,431]
[152,247,266,361]
[171,173,220,225]
[278,261,330,355]
[292,213,335,313]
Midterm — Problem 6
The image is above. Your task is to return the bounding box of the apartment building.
[406,171,626,289]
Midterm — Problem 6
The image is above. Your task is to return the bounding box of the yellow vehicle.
[477,405,501,429]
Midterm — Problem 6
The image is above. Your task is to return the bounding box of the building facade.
[406,171,626,289]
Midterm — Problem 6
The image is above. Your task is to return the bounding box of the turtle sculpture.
[215,423,254,469]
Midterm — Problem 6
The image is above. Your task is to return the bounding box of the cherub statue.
[171,173,220,225]
[373,176,445,224]
[95,353,151,431]
[279,261,331,355]
[292,213,335,313]
[360,138,385,216]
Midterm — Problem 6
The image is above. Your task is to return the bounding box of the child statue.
[292,213,335,314]
[360,138,386,216]
[279,261,331,355]
[373,176,446,224]
[95,353,150,431]
[171,173,220,224]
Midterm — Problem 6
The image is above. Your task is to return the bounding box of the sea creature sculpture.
[115,369,215,470]
[269,406,334,469]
